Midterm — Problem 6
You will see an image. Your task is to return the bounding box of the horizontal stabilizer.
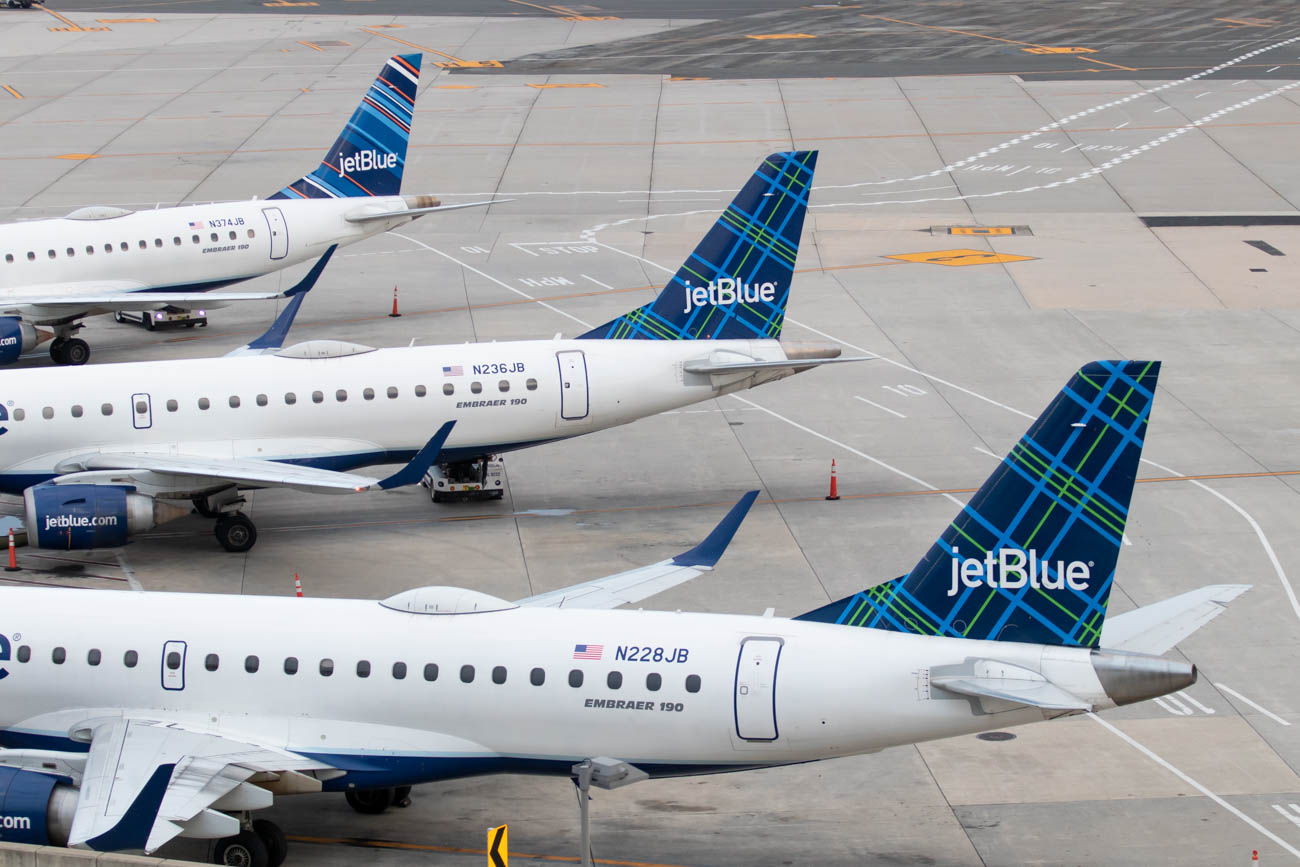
[345,199,510,223]
[931,675,1092,712]
[1100,584,1251,656]
[683,356,870,376]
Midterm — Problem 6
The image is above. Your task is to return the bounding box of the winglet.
[375,421,455,490]
[671,490,760,568]
[236,245,336,355]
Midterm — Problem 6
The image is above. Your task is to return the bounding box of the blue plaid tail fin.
[795,361,1161,648]
[268,54,421,200]
[576,151,817,340]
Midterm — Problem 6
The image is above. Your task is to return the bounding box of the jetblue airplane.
[0,361,1247,867]
[0,53,486,366]
[0,151,857,553]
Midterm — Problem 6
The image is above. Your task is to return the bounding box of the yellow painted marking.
[487,824,508,867]
[264,1,318,6]
[358,27,480,66]
[526,82,605,89]
[2,85,22,100]
[562,15,621,20]
[1215,17,1277,27]
[288,834,696,867]
[434,60,504,68]
[298,41,323,51]
[886,248,1036,267]
[53,153,100,160]
[863,14,1133,70]
[949,226,1014,236]
[668,76,710,81]
[746,33,817,40]
[40,4,109,32]
[1022,46,1095,54]
[96,17,157,23]
[504,0,571,14]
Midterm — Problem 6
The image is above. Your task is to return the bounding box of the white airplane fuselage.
[0,337,802,495]
[0,587,1099,785]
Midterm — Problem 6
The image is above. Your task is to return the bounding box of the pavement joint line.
[1215,684,1293,726]
[1088,713,1300,859]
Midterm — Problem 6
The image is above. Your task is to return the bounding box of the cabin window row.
[3,231,256,263]
[19,645,704,693]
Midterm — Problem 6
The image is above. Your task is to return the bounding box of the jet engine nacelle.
[0,767,77,846]
[0,317,41,365]
[23,484,175,549]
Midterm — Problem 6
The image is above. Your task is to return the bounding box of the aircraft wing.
[67,716,332,853]
[1100,584,1251,656]
[225,245,336,356]
[52,421,455,495]
[514,491,758,609]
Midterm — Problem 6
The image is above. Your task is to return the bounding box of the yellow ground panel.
[434,60,504,68]
[746,33,818,40]
[886,249,1037,267]
[950,227,1014,236]
[527,82,605,89]
[1022,46,1095,54]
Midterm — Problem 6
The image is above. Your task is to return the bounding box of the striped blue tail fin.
[796,361,1161,648]
[577,150,816,341]
[269,54,421,200]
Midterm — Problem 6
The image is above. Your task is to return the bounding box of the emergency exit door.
[734,637,782,740]
[131,392,152,430]
[556,350,589,420]
[161,640,187,691]
[262,207,288,260]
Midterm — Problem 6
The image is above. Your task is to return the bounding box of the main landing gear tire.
[215,513,257,553]
[49,338,90,366]
[212,829,269,867]
[345,787,394,815]
[394,785,412,808]
[252,819,288,867]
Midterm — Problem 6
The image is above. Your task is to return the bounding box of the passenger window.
[65,247,74,257]
[247,229,255,239]
[470,382,482,394]
[460,665,475,683]
[319,658,334,677]
[526,378,538,391]
[166,652,181,671]
[284,392,297,405]
[442,384,454,396]
[685,674,702,693]
[25,252,34,261]
[312,391,323,404]
[154,239,163,248]
[11,409,21,421]
[387,386,398,399]
[52,647,66,664]
[607,671,622,689]
[498,380,509,392]
[356,660,371,678]
[101,403,113,416]
[198,398,210,410]
[16,646,29,663]
[245,655,259,673]
[135,400,147,414]
[120,242,128,251]
[492,666,507,685]
[41,407,52,420]
[47,250,55,259]
[256,394,268,407]
[3,254,10,263]
[71,405,82,418]
[138,240,147,250]
[210,233,218,242]
[415,384,427,397]
[191,235,199,244]
[284,657,299,675]
[228,396,240,408]
[423,663,438,682]
[228,231,237,241]
[85,246,93,255]
[104,244,112,254]
[87,649,101,666]
[363,388,375,401]
[173,237,181,246]
[166,400,178,412]
[646,672,662,691]
[568,669,584,688]
[124,650,138,668]
[530,667,545,686]
[392,661,407,680]
[335,389,347,402]
[205,653,219,672]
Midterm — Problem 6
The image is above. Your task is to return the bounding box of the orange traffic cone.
[294,572,303,598]
[1252,850,1260,865]
[4,528,16,572]
[389,285,402,318]
[825,459,840,501]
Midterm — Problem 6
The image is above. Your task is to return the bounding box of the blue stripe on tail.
[577,150,816,341]
[269,53,421,200]
[795,361,1160,648]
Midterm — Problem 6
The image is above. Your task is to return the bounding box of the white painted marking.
[1122,533,1132,547]
[1155,695,1193,716]
[581,274,618,291]
[114,551,142,592]
[1062,143,1083,152]
[1272,804,1300,828]
[1267,66,1281,72]
[1195,91,1211,98]
[1178,691,1216,715]
[1111,121,1131,129]
[1090,713,1300,859]
[1215,684,1292,726]
[1234,80,1249,85]
[853,396,906,418]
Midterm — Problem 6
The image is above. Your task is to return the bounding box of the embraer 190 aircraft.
[0,53,485,366]
[1,151,858,552]
[0,361,1247,867]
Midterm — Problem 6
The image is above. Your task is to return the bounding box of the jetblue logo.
[0,337,16,348]
[0,633,9,681]
[339,149,398,175]
[681,278,776,315]
[947,546,1092,597]
[44,514,117,532]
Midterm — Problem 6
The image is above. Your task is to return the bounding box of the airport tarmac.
[0,2,1297,865]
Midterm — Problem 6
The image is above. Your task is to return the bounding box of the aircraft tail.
[269,53,421,200]
[796,361,1161,649]
[577,150,816,341]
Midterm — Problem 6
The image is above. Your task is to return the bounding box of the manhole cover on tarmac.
[976,731,1017,742]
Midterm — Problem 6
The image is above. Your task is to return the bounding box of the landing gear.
[212,829,269,867]
[345,787,395,814]
[215,513,257,553]
[48,337,89,366]
[193,496,222,519]
[252,819,288,867]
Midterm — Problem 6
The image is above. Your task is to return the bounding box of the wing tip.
[670,490,760,569]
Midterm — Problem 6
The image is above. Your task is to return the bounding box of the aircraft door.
[161,640,187,691]
[262,207,288,260]
[734,637,782,741]
[556,350,589,420]
[131,392,152,430]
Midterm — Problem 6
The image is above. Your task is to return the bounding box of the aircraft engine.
[0,767,77,846]
[0,317,43,365]
[23,485,188,549]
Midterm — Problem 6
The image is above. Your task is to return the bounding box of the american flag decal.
[573,644,603,660]
[188,220,205,229]
[442,365,463,377]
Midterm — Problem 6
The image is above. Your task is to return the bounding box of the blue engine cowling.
[0,317,39,365]
[24,485,140,549]
[0,767,76,846]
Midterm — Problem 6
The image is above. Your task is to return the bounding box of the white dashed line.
[853,396,906,418]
